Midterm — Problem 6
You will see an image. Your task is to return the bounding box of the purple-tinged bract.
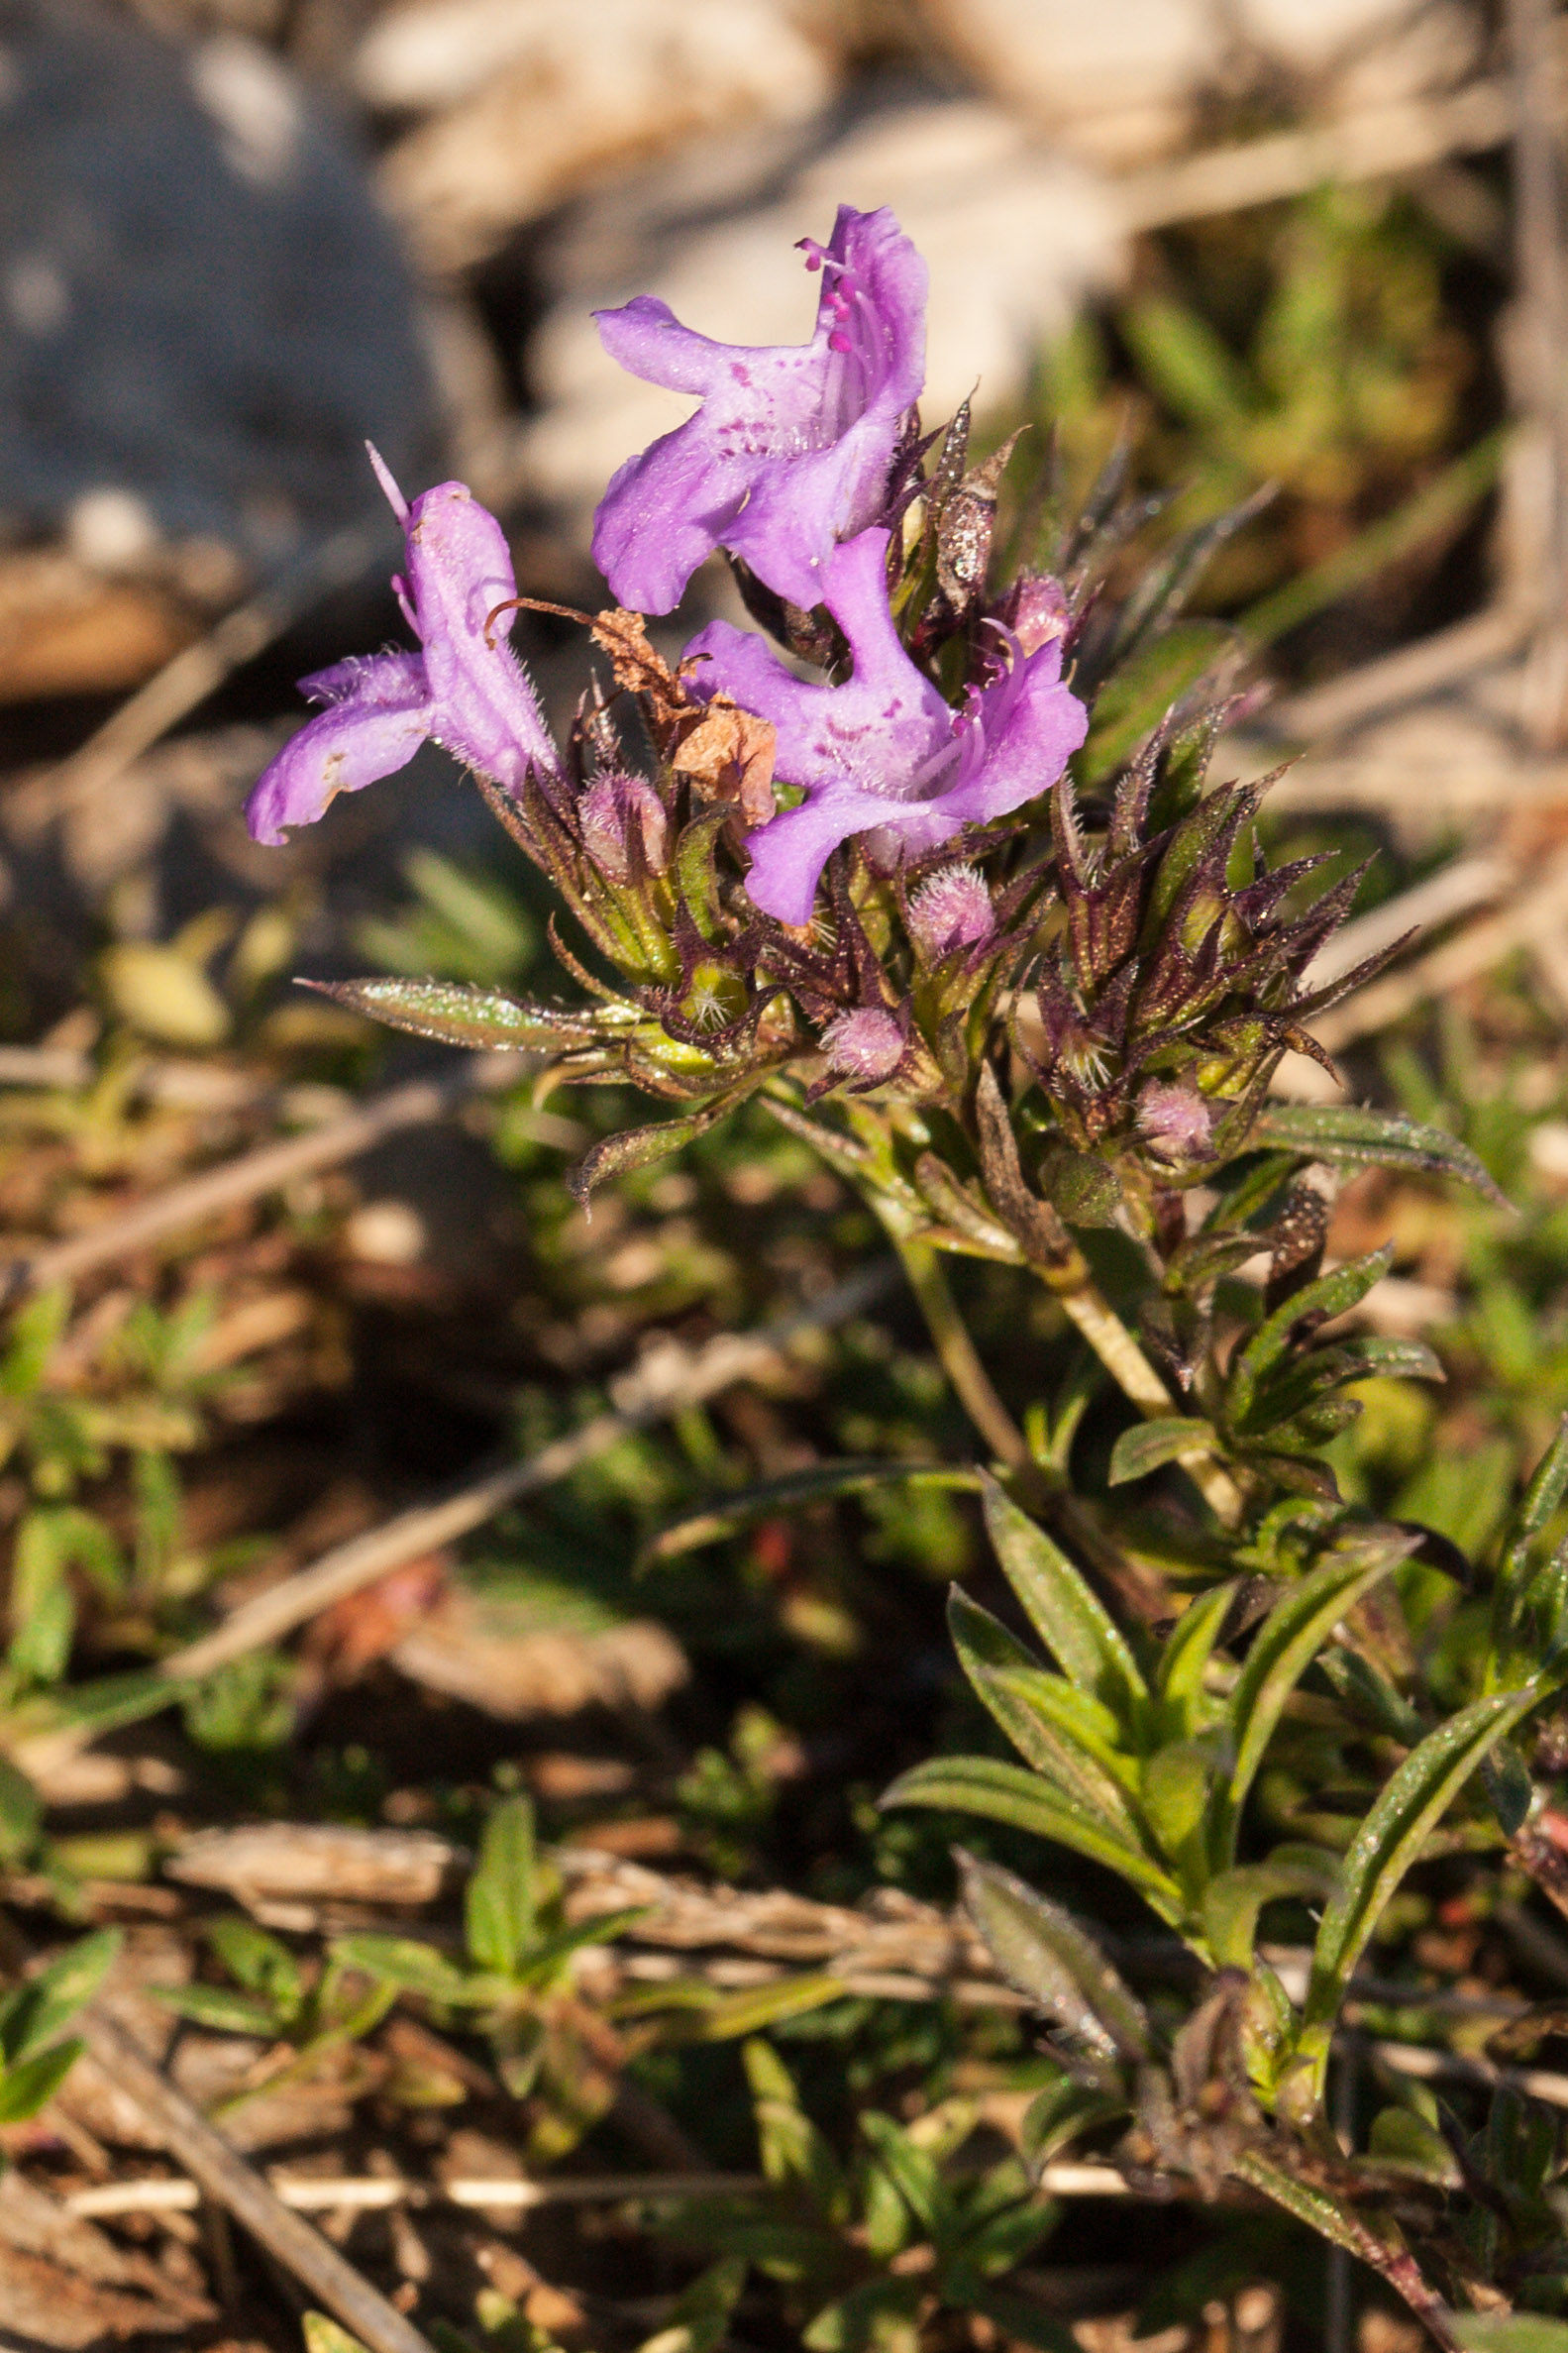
[246,459,558,848]
[683,528,1088,927]
[589,206,927,615]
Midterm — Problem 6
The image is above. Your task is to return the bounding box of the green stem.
[888,1230,1031,1470]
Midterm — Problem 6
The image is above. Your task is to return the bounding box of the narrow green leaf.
[307,977,596,1052]
[637,2256,749,2353]
[0,1928,121,2066]
[1202,1851,1339,1970]
[0,2038,83,2123]
[679,1976,848,2042]
[1155,1581,1238,1733]
[8,1513,78,1685]
[803,2278,922,2353]
[1020,2073,1129,2168]
[466,1795,538,1977]
[957,1851,1149,2059]
[640,1461,980,1571]
[302,2315,374,2353]
[882,1757,1183,1919]
[570,1089,757,1206]
[861,2110,949,2238]
[207,1916,301,2008]
[0,1286,69,1399]
[1108,1418,1217,1487]
[947,1588,1143,1834]
[1228,2146,1383,2261]
[328,1934,472,2004]
[1250,1102,1506,1203]
[1141,1740,1213,1869]
[1300,1686,1545,2077]
[0,1758,42,1869]
[1367,2106,1462,2187]
[1209,1535,1410,1870]
[981,1476,1146,1708]
[1225,1249,1393,1431]
[512,1908,650,1989]
[150,1984,283,2036]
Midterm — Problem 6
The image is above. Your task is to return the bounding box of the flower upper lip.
[588,204,926,615]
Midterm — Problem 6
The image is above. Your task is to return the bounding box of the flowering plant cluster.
[248,206,1568,2339]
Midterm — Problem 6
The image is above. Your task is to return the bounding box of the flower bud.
[819,1006,906,1085]
[1135,1081,1214,1170]
[906,865,995,963]
[992,573,1069,658]
[579,771,670,881]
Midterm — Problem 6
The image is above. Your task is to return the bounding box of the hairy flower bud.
[820,1006,906,1086]
[1135,1080,1214,1170]
[906,865,995,962]
[579,771,670,882]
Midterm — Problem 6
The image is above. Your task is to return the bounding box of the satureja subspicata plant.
[247,203,1568,2338]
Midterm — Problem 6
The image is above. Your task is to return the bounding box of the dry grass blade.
[1115,74,1518,233]
[153,1262,894,1683]
[61,2164,1129,2217]
[77,2007,439,2353]
[1311,844,1568,1051]
[66,2172,765,2218]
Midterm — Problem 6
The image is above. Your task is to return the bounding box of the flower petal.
[590,207,925,612]
[742,783,907,926]
[687,531,948,799]
[299,649,427,707]
[403,481,558,792]
[245,694,431,847]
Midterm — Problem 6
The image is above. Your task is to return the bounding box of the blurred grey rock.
[0,0,434,567]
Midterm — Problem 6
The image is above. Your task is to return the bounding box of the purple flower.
[683,529,1089,928]
[991,573,1071,659]
[589,205,926,615]
[246,452,558,847]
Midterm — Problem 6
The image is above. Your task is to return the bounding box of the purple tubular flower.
[589,205,927,614]
[683,529,1089,928]
[246,452,558,848]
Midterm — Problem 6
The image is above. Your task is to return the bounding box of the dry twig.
[78,2007,439,2353]
[60,2163,1128,2219]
